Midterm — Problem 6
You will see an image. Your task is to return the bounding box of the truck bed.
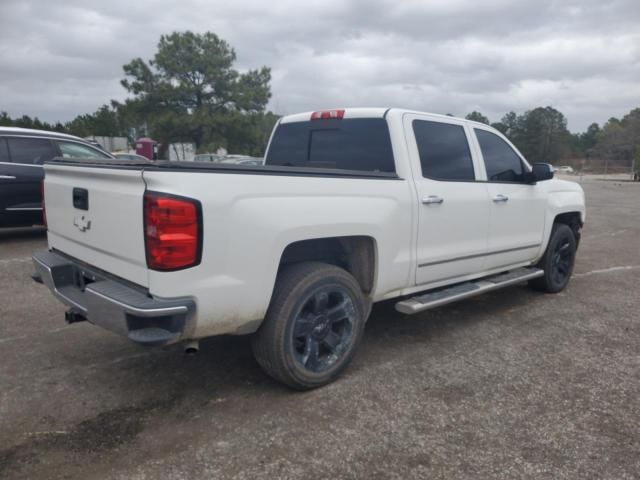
[43,156,413,339]
[48,157,400,179]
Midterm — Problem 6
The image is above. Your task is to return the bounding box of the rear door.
[44,163,149,286]
[471,127,547,269]
[404,114,490,286]
[0,136,52,226]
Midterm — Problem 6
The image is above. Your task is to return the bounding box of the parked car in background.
[555,166,575,174]
[193,153,224,162]
[0,127,114,228]
[113,153,152,162]
[193,153,263,165]
[219,155,263,166]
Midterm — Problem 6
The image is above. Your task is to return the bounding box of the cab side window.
[6,137,56,164]
[475,129,526,182]
[57,141,110,159]
[412,120,475,181]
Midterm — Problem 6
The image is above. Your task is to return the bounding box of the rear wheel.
[252,262,367,390]
[529,223,577,293]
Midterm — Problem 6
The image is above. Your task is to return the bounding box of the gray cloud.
[0,0,639,131]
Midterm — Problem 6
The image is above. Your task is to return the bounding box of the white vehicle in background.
[555,165,575,174]
[219,155,263,166]
[33,108,585,389]
[193,153,263,165]
[193,153,224,163]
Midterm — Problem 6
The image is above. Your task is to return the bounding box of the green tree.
[595,109,640,167]
[580,122,600,151]
[217,111,280,156]
[465,111,490,124]
[120,31,271,154]
[506,107,571,163]
[66,104,124,138]
[491,111,517,137]
[0,111,13,126]
[0,112,66,133]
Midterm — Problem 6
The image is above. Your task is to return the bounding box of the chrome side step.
[395,267,544,315]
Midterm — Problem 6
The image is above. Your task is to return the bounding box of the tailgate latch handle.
[73,187,89,210]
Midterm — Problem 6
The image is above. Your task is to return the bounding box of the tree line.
[1,30,638,169]
[464,108,640,171]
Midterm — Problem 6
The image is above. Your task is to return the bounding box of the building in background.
[168,143,197,161]
[85,136,128,152]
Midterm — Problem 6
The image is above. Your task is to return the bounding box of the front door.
[404,114,490,286]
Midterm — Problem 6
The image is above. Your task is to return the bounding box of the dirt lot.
[1,177,638,479]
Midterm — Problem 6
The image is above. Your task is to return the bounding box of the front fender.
[538,184,585,258]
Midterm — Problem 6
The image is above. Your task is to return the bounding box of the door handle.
[422,195,444,205]
[0,175,16,180]
[493,194,509,203]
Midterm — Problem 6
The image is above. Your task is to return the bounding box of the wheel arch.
[276,235,378,295]
[553,211,583,247]
[536,207,585,264]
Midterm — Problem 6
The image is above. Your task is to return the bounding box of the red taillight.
[41,180,47,228]
[311,109,345,120]
[144,192,202,271]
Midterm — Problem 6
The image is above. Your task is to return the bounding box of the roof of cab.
[280,108,390,124]
[279,107,482,127]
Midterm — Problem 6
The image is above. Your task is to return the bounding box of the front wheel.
[252,262,367,390]
[529,223,577,293]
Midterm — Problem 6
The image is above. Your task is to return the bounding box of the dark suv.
[0,127,114,228]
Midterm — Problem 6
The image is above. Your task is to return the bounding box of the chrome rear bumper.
[32,249,194,346]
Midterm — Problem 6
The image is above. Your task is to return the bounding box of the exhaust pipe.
[184,340,199,356]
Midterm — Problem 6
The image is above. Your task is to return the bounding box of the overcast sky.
[1,0,639,132]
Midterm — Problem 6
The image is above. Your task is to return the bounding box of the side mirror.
[530,163,554,183]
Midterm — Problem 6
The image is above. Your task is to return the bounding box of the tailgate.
[44,163,149,287]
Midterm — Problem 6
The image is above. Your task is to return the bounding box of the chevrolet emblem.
[73,215,91,232]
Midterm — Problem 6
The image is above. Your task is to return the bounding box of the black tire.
[252,262,367,390]
[529,223,577,293]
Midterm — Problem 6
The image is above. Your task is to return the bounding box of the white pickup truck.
[33,108,585,389]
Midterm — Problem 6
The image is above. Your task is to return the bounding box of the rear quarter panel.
[142,170,414,338]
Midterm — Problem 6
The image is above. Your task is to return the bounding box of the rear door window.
[6,137,56,165]
[475,129,526,182]
[412,120,475,181]
[57,141,111,159]
[265,118,395,173]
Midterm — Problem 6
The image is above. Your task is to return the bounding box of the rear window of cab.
[265,118,395,173]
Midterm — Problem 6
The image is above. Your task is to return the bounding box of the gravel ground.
[0,177,638,479]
